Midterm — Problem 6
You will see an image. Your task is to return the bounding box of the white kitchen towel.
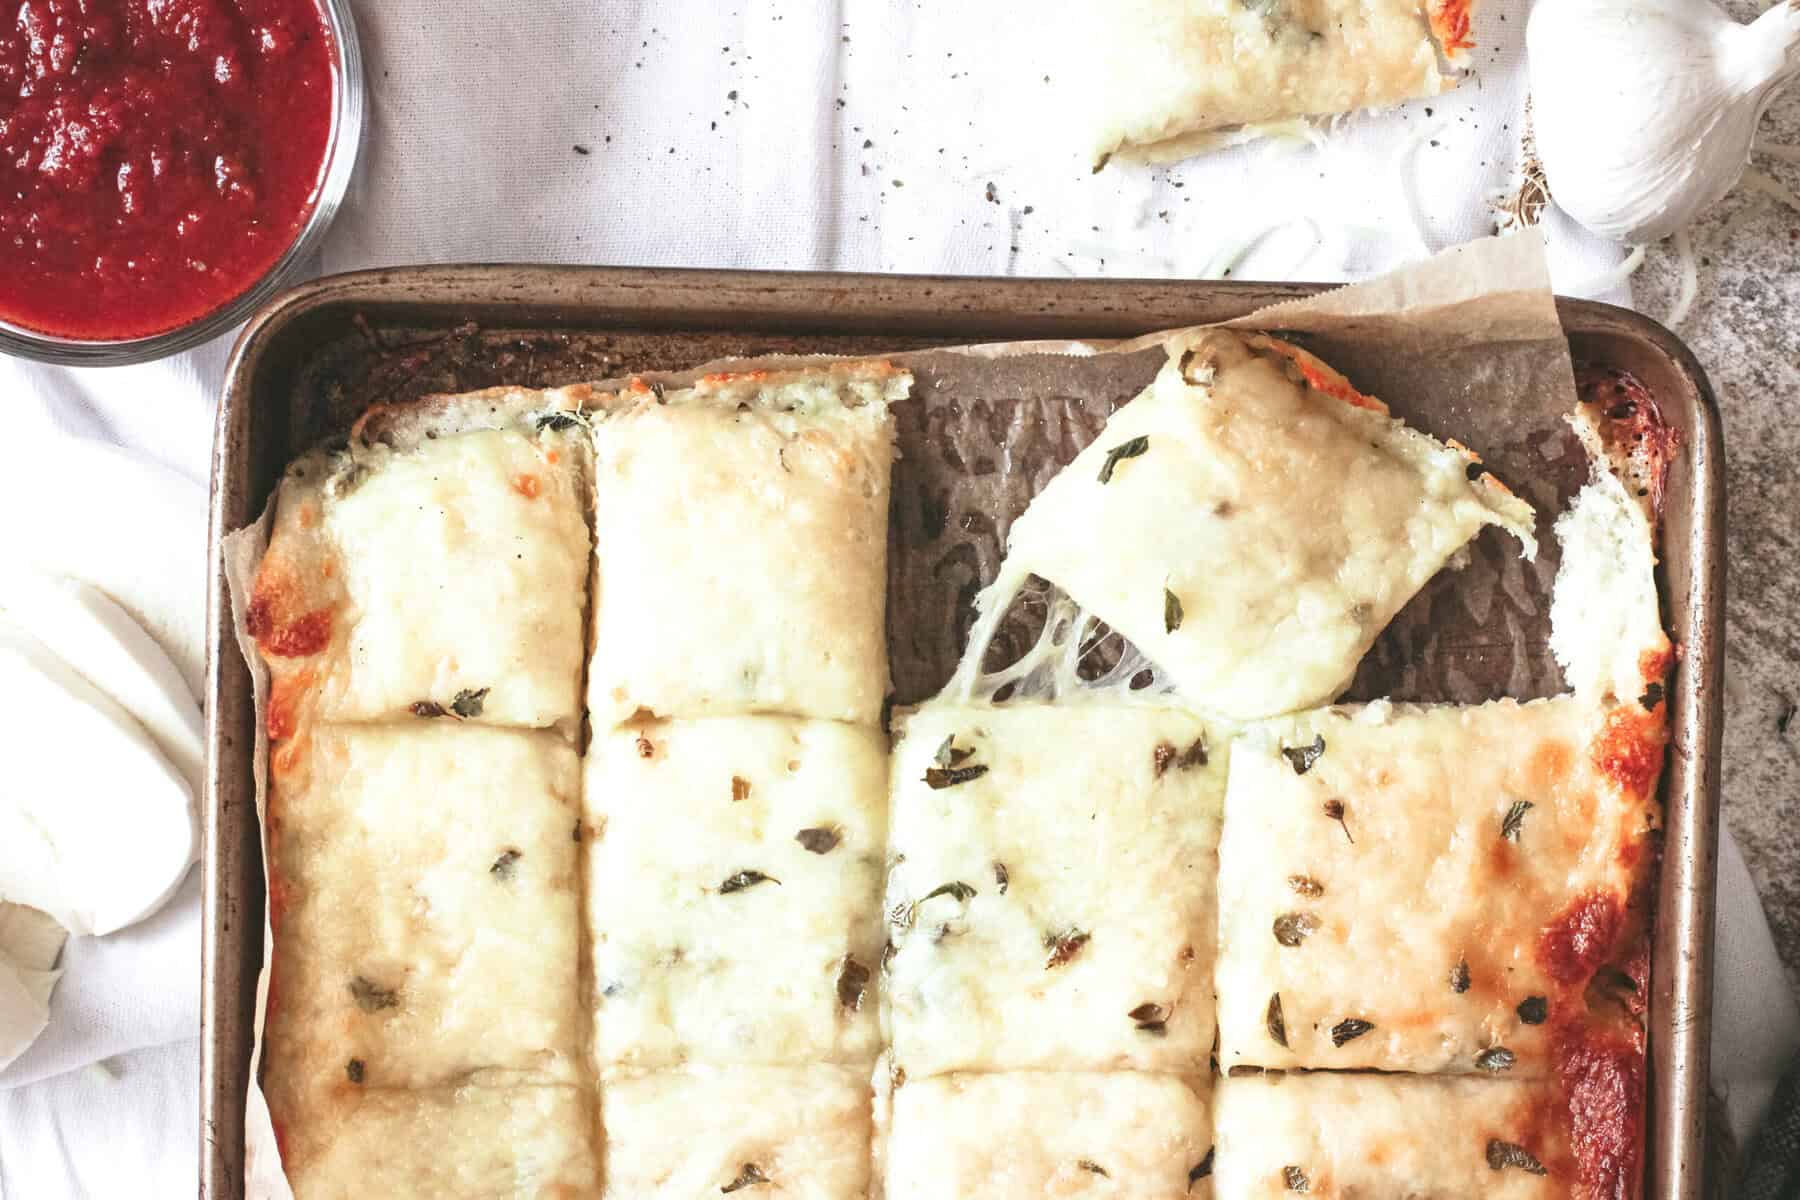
[0,1,1787,1195]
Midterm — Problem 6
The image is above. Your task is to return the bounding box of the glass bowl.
[0,0,366,368]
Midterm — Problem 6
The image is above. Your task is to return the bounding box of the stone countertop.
[1632,76,1800,982]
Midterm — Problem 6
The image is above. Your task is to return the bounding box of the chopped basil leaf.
[1097,435,1150,483]
[993,862,1010,894]
[1330,1017,1374,1047]
[1517,995,1549,1025]
[1187,1148,1214,1188]
[348,975,398,1013]
[1640,681,1665,711]
[1267,993,1288,1047]
[1272,911,1321,947]
[1486,1139,1548,1175]
[1501,800,1533,843]
[1164,588,1183,634]
[1476,1046,1517,1073]
[409,700,448,718]
[836,957,870,1010]
[1281,734,1326,774]
[718,870,780,894]
[924,763,988,789]
[721,1162,769,1192]
[1078,1160,1110,1177]
[1043,927,1091,969]
[1450,957,1471,994]
[450,687,489,719]
[795,826,842,854]
[922,881,977,905]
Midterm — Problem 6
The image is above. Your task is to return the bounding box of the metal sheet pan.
[203,266,1723,1199]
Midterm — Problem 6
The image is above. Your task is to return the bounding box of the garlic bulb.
[1528,0,1800,244]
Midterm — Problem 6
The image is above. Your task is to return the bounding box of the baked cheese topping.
[251,421,591,733]
[1070,0,1462,167]
[885,703,1223,1076]
[991,330,1534,720]
[276,1079,598,1200]
[881,1070,1213,1198]
[599,1064,873,1199]
[263,724,584,1112]
[1215,697,1657,1075]
[586,364,904,728]
[1213,1072,1570,1197]
[586,717,887,1068]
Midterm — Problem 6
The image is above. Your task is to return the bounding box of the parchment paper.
[228,230,1594,1195]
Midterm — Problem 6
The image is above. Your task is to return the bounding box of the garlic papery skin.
[1529,0,1800,244]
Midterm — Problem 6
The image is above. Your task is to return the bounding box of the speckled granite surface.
[1633,76,1800,984]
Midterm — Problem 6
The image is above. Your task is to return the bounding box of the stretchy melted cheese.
[881,1071,1213,1199]
[994,330,1534,720]
[251,412,590,732]
[586,717,887,1068]
[885,704,1223,1076]
[276,1079,598,1200]
[1215,697,1659,1075]
[600,1065,873,1199]
[586,365,904,727]
[264,724,584,1111]
[1213,1073,1572,1198]
[1070,0,1474,166]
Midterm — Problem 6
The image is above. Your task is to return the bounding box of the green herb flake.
[1187,1148,1215,1189]
[450,687,489,719]
[924,763,989,789]
[1164,588,1183,634]
[1450,957,1471,994]
[836,957,870,1011]
[1517,996,1549,1025]
[1330,1017,1374,1047]
[993,862,1010,894]
[490,848,522,880]
[718,870,780,894]
[1476,1046,1517,1073]
[1044,927,1091,969]
[1129,1002,1168,1036]
[1078,1160,1110,1177]
[1283,1165,1310,1192]
[1266,993,1288,1047]
[348,975,398,1013]
[536,411,581,432]
[409,700,448,718]
[1640,681,1665,711]
[345,1058,365,1084]
[721,1162,769,1192]
[1287,875,1324,898]
[1281,734,1326,775]
[922,881,978,905]
[1486,1139,1548,1175]
[1501,800,1533,843]
[1096,435,1150,483]
[795,826,842,854]
[1272,911,1321,948]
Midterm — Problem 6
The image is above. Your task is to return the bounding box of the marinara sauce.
[0,0,335,340]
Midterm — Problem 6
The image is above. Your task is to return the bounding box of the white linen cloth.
[0,1,1789,1196]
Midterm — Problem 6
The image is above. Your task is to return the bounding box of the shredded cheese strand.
[1667,229,1699,329]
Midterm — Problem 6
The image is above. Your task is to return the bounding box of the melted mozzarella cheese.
[600,1064,873,1200]
[586,365,902,728]
[991,330,1534,721]
[1213,1073,1569,1197]
[264,724,584,1113]
[586,717,887,1068]
[885,703,1224,1076]
[882,1070,1213,1198]
[1215,697,1655,1074]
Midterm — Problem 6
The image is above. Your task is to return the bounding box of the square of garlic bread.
[250,406,590,733]
[884,703,1223,1077]
[1215,697,1661,1076]
[1212,1073,1579,1198]
[993,329,1534,720]
[264,723,584,1107]
[586,716,888,1068]
[600,1064,873,1199]
[586,364,903,727]
[277,1077,598,1200]
[880,1070,1213,1199]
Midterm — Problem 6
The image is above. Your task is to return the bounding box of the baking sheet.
[212,231,1714,1198]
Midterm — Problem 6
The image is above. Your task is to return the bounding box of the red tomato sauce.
[0,0,335,340]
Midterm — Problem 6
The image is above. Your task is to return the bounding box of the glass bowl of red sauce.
[0,0,363,366]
